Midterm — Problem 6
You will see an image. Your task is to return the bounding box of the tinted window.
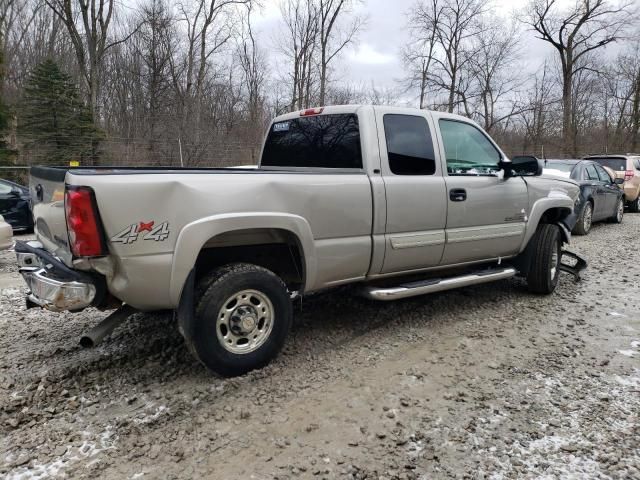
[595,164,612,183]
[262,114,362,169]
[383,114,436,175]
[590,157,627,172]
[439,120,501,175]
[585,164,599,180]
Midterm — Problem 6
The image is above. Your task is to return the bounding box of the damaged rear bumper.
[15,241,98,312]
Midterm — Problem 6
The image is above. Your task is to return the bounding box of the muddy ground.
[0,217,638,480]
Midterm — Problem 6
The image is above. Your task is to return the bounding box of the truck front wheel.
[189,263,293,377]
[526,224,561,294]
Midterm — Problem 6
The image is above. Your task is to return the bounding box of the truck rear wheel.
[190,263,292,377]
[526,224,561,294]
[629,196,640,213]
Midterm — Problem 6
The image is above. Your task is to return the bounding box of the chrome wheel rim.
[617,200,624,222]
[550,248,559,281]
[216,289,274,354]
[583,204,592,232]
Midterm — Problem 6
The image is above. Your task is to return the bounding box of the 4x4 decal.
[111,221,170,244]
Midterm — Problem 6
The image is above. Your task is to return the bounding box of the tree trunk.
[631,66,640,151]
[562,70,573,157]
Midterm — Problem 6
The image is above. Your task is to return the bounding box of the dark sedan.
[543,159,624,235]
[0,179,33,232]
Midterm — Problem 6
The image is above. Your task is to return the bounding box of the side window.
[580,167,589,181]
[634,159,640,170]
[439,120,501,175]
[595,165,612,183]
[383,114,436,175]
[585,164,599,181]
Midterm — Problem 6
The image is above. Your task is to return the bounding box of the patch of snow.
[618,349,636,357]
[134,405,168,425]
[5,427,116,480]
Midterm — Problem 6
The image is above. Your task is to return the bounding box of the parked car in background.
[0,214,13,250]
[0,179,33,232]
[585,154,640,212]
[543,159,624,235]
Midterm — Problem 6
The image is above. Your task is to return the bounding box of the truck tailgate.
[29,166,73,265]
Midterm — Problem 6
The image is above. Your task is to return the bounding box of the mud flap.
[559,250,587,281]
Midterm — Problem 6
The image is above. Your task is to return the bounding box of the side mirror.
[614,177,625,185]
[10,188,21,197]
[506,155,543,177]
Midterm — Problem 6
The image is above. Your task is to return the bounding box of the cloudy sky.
[251,0,554,90]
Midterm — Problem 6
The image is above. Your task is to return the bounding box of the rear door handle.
[449,188,467,202]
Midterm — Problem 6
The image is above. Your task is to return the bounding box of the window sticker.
[273,122,290,132]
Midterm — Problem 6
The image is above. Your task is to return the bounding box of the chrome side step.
[361,267,517,301]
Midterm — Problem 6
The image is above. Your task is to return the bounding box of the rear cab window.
[261,114,362,169]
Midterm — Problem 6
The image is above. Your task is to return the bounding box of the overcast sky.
[251,0,555,91]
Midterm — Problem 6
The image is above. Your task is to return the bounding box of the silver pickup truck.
[16,105,586,376]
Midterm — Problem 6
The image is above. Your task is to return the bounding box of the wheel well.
[539,206,572,224]
[194,228,305,292]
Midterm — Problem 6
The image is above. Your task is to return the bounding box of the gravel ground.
[1,218,639,480]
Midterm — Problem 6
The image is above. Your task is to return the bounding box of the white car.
[0,214,13,250]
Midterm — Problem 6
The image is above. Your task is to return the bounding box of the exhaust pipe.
[80,305,136,348]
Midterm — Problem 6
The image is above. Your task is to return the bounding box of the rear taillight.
[625,170,634,181]
[65,186,105,257]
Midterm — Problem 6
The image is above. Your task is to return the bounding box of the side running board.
[361,267,517,301]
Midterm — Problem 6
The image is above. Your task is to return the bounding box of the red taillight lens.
[65,187,105,257]
[624,170,634,180]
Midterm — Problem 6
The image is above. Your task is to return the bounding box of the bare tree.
[469,18,524,132]
[402,0,443,109]
[237,3,267,160]
[279,0,319,110]
[43,0,138,123]
[316,0,364,105]
[525,0,635,156]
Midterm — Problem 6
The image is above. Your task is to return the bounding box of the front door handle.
[450,188,467,202]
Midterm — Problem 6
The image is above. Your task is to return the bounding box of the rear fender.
[170,212,316,306]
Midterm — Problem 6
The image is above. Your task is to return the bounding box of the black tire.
[573,201,593,235]
[608,197,624,223]
[188,263,292,377]
[629,196,640,213]
[526,224,561,294]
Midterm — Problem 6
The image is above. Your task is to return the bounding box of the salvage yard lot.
[1,218,639,479]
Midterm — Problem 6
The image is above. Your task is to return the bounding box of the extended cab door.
[434,115,528,265]
[376,108,447,273]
